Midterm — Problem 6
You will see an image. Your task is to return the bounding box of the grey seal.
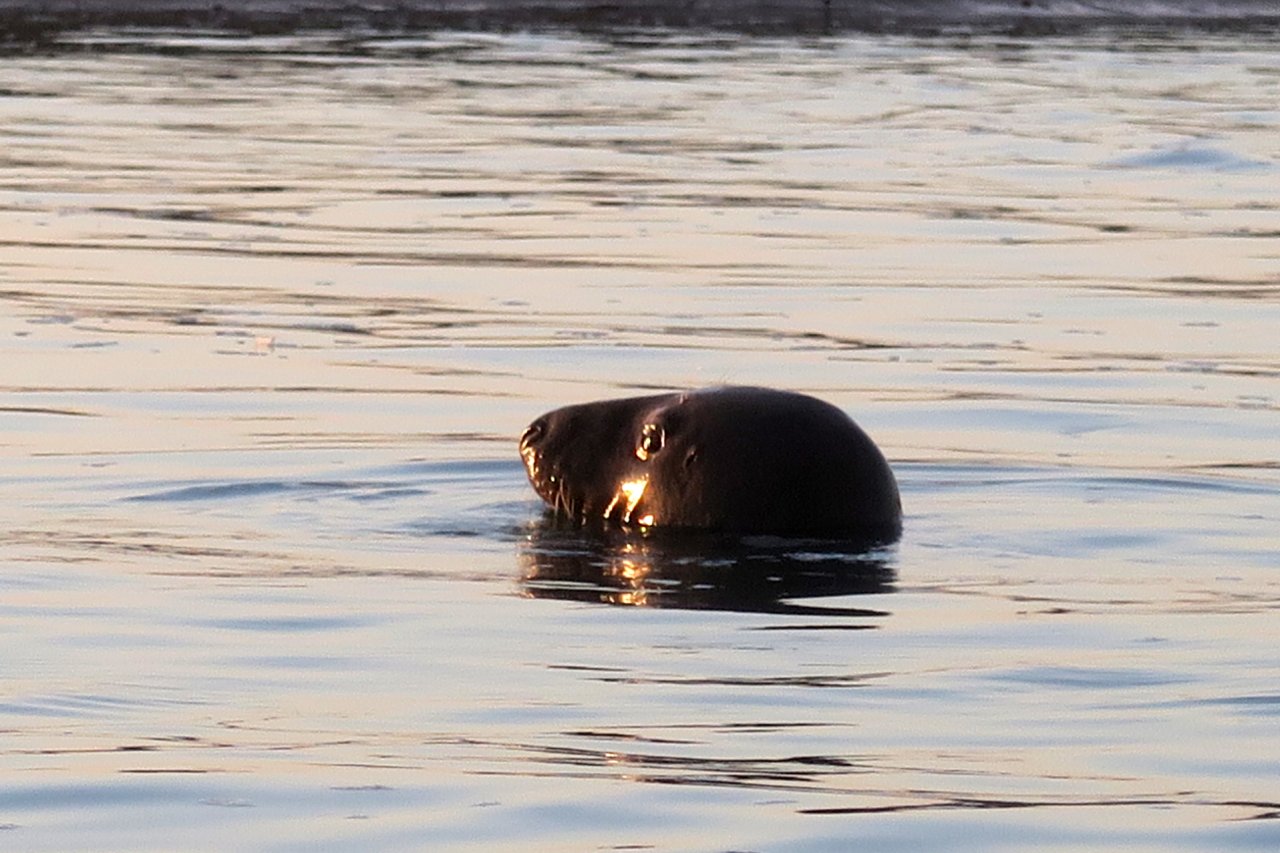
[519,386,901,540]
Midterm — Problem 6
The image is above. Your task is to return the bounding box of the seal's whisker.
[553,483,583,525]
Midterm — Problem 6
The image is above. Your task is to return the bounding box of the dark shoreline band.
[3,0,1279,42]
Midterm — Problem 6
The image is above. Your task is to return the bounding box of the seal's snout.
[519,418,549,489]
[520,412,588,523]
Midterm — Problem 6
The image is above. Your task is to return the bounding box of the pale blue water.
[1,29,1278,852]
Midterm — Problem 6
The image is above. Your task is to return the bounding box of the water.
[2,28,1278,852]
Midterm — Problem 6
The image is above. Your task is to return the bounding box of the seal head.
[519,386,901,540]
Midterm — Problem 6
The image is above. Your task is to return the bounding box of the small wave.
[1188,693,1280,716]
[198,615,379,632]
[1104,143,1271,172]
[125,479,425,503]
[988,665,1189,690]
[900,463,1280,498]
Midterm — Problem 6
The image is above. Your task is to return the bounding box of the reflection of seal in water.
[519,524,896,613]
[519,386,901,540]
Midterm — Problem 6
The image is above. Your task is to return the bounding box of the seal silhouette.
[519,386,901,540]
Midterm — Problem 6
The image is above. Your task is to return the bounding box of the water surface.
[2,29,1278,852]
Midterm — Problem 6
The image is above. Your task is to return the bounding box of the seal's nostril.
[520,420,545,449]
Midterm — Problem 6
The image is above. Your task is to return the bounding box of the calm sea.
[2,27,1278,852]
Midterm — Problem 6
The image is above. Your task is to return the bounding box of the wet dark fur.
[520,386,901,540]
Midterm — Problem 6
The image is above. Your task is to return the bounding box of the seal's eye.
[636,422,664,461]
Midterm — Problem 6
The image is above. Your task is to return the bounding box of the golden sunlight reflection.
[602,476,650,526]
[603,545,652,606]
